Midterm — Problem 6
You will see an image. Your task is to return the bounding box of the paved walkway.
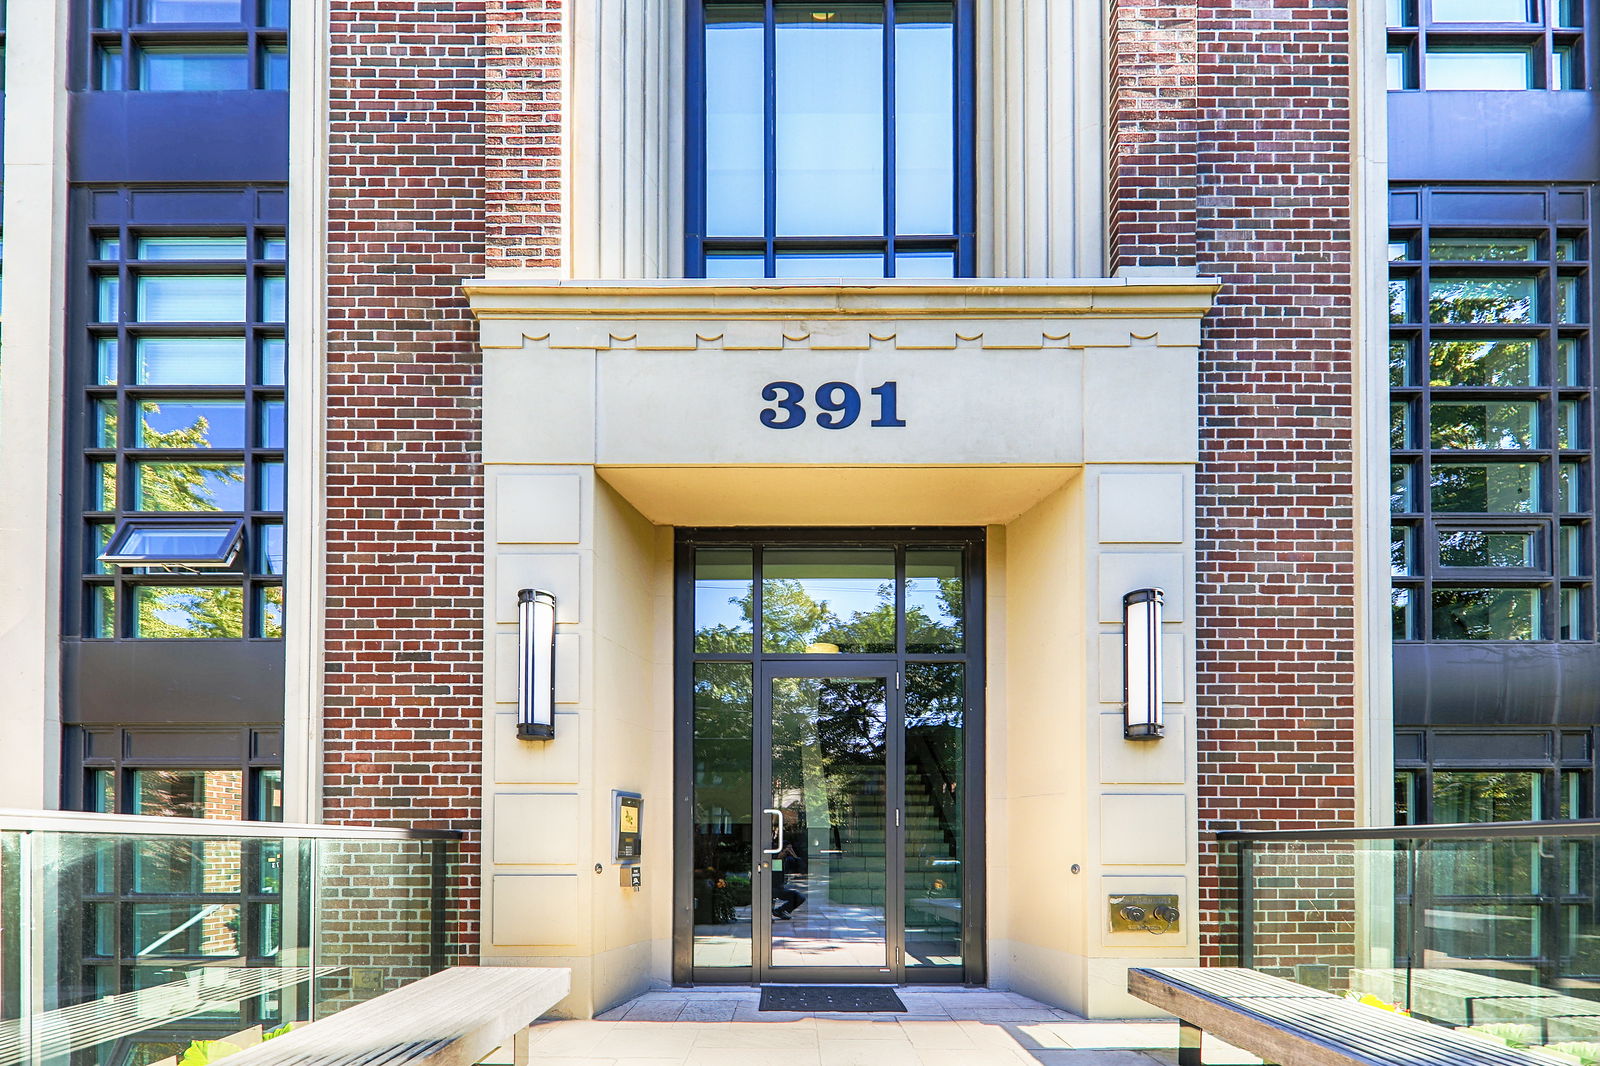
[522,988,1262,1065]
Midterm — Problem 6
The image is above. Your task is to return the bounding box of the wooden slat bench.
[220,966,570,1066]
[1129,966,1573,1066]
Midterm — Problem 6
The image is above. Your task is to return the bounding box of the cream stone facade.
[468,280,1214,1017]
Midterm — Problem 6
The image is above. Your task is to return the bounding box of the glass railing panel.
[1234,839,1403,994]
[0,817,453,1066]
[311,837,447,1017]
[1230,824,1600,1064]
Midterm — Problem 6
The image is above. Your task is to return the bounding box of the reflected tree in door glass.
[762,549,895,653]
[905,550,963,653]
[769,676,888,969]
[692,663,755,967]
[694,549,754,653]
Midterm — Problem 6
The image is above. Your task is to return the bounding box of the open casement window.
[99,516,244,568]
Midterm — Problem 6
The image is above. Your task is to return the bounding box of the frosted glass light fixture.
[1123,588,1165,741]
[517,589,557,740]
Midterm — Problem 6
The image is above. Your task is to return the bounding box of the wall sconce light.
[1123,588,1165,741]
[517,589,557,740]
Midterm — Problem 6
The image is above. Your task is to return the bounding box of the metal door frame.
[672,527,987,987]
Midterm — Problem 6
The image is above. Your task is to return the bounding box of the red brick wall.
[1107,0,1361,957]
[323,1,495,958]
[486,0,563,270]
[1108,0,1199,272]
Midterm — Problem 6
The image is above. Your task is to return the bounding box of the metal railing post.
[19,830,37,1065]
[426,837,446,973]
[1238,841,1254,969]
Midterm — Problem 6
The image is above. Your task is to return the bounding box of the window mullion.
[883,0,897,276]
[763,0,777,278]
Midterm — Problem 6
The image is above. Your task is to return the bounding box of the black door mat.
[759,985,907,1012]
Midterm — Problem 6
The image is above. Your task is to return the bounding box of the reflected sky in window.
[774,7,884,237]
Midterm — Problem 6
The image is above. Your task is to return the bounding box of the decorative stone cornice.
[463,278,1220,352]
[466,277,1218,316]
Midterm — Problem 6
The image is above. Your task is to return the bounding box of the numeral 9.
[814,382,861,430]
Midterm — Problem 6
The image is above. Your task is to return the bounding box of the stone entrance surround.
[466,279,1215,1018]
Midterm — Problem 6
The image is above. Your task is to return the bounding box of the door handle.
[762,807,783,855]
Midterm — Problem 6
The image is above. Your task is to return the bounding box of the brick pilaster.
[1108,0,1199,272]
[324,0,493,958]
[486,0,563,270]
[1191,0,1359,962]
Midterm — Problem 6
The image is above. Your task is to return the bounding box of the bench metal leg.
[1178,1019,1203,1066]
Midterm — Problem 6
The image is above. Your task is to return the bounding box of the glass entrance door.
[761,665,897,980]
[677,532,983,985]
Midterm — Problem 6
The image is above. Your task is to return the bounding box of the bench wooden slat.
[1130,967,1564,1066]
[220,967,570,1066]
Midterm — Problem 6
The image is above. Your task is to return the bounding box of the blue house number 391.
[759,381,906,430]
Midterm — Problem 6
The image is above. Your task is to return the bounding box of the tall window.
[75,746,290,1055]
[88,0,288,91]
[77,207,287,641]
[1387,0,1585,90]
[1390,185,1594,641]
[687,1,974,279]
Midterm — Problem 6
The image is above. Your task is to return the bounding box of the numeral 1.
[871,381,906,427]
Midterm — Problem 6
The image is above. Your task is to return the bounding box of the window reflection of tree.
[128,407,248,638]
[1432,588,1536,640]
[1429,279,1535,325]
[692,663,753,928]
[1431,402,1534,451]
[1429,339,1535,387]
[1431,464,1535,513]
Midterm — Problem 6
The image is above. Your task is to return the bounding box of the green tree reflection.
[697,577,962,655]
[691,573,967,920]
[1429,339,1535,388]
[129,407,248,638]
[1429,278,1535,325]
